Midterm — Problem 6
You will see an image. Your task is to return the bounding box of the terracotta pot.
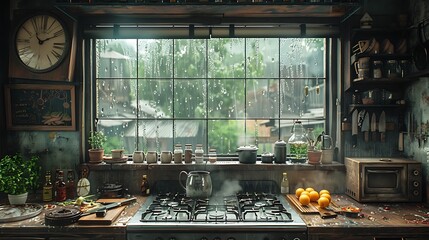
[8,192,28,205]
[307,150,322,165]
[88,149,104,163]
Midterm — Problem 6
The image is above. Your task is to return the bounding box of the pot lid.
[237,145,258,151]
[274,140,286,145]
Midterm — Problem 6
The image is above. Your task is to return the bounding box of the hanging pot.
[237,145,258,164]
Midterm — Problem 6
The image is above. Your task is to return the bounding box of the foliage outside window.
[94,38,326,155]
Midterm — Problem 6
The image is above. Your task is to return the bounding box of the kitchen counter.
[0,196,147,240]
[289,194,429,240]
[1,194,429,240]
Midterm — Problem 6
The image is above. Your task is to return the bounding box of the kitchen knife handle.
[364,131,369,142]
[380,132,385,142]
[398,132,404,151]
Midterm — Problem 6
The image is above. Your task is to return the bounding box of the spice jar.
[195,144,204,164]
[385,60,401,79]
[372,60,383,79]
[184,144,193,163]
[208,149,217,163]
[173,144,183,164]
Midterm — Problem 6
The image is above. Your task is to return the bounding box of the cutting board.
[286,194,339,218]
[78,198,127,225]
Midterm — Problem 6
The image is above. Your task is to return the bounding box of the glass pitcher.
[287,121,308,161]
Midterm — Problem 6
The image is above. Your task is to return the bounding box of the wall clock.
[9,10,76,81]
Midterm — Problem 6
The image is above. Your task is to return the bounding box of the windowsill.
[84,160,345,171]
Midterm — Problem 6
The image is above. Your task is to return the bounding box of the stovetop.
[128,191,306,231]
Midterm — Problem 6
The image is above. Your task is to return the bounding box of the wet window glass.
[95,38,326,155]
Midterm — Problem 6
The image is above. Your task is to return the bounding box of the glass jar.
[208,149,217,163]
[372,60,383,79]
[287,120,308,162]
[195,144,204,164]
[385,60,401,79]
[184,144,193,163]
[173,144,183,164]
[400,60,411,77]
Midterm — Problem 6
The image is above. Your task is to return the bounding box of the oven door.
[362,165,407,200]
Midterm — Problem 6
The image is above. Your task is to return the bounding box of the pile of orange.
[295,187,331,208]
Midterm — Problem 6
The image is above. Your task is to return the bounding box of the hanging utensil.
[370,113,377,141]
[361,112,369,142]
[351,109,359,148]
[379,111,386,142]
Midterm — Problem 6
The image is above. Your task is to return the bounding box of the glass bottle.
[42,171,53,202]
[140,174,150,196]
[281,172,289,194]
[184,144,193,163]
[288,120,308,161]
[66,170,75,200]
[195,144,204,164]
[173,144,183,164]
[372,60,383,79]
[55,170,67,202]
[306,128,316,150]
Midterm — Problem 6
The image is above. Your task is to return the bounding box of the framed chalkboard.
[5,84,76,131]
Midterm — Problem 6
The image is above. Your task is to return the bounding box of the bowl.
[341,206,362,218]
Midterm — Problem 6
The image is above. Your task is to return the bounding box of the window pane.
[173,119,206,148]
[208,120,245,155]
[174,79,206,118]
[98,119,135,154]
[208,79,245,118]
[208,38,245,78]
[246,38,279,78]
[96,39,137,78]
[174,39,207,78]
[138,39,173,78]
[138,79,173,118]
[247,79,279,118]
[97,79,137,118]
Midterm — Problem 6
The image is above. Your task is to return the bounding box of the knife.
[81,197,137,216]
[370,113,377,141]
[351,110,358,147]
[379,111,386,142]
[361,111,369,142]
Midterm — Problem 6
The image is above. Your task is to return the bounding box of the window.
[93,38,327,155]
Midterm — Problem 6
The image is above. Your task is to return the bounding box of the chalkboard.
[5,84,76,131]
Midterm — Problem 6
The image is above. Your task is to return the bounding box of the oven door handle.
[367,169,399,174]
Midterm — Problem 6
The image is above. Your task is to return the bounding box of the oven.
[127,181,307,240]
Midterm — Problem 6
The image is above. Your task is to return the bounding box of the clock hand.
[36,33,45,45]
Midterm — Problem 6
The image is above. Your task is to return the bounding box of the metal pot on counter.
[237,145,258,164]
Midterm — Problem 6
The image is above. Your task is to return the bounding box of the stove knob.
[227,238,236,240]
[201,238,209,240]
[169,238,177,240]
[213,237,221,240]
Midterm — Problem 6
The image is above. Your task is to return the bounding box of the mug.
[354,57,370,70]
[146,151,158,164]
[160,151,173,163]
[321,149,334,164]
[133,151,145,163]
[111,149,124,159]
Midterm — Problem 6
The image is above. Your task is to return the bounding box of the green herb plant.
[88,131,107,150]
[0,154,41,195]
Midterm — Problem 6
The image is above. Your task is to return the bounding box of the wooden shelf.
[350,53,411,65]
[55,1,362,24]
[347,77,413,92]
[348,104,406,114]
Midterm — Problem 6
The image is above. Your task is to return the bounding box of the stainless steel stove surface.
[127,181,307,240]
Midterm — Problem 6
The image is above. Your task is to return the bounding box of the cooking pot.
[179,171,212,198]
[237,145,258,164]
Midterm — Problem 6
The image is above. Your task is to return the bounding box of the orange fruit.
[305,187,315,193]
[295,188,305,198]
[319,189,330,196]
[309,191,320,202]
[318,196,330,208]
[299,194,311,206]
[300,191,310,197]
[320,193,331,203]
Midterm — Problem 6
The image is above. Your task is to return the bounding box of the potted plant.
[88,131,107,163]
[0,153,41,205]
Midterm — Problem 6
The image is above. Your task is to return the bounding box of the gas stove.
[127,181,307,240]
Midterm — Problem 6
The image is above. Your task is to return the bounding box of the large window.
[94,38,326,155]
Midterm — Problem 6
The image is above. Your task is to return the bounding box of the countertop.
[1,195,429,239]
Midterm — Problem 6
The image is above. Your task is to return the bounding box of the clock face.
[14,14,69,73]
[77,178,91,197]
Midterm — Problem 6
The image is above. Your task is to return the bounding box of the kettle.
[321,133,333,150]
[179,171,212,198]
